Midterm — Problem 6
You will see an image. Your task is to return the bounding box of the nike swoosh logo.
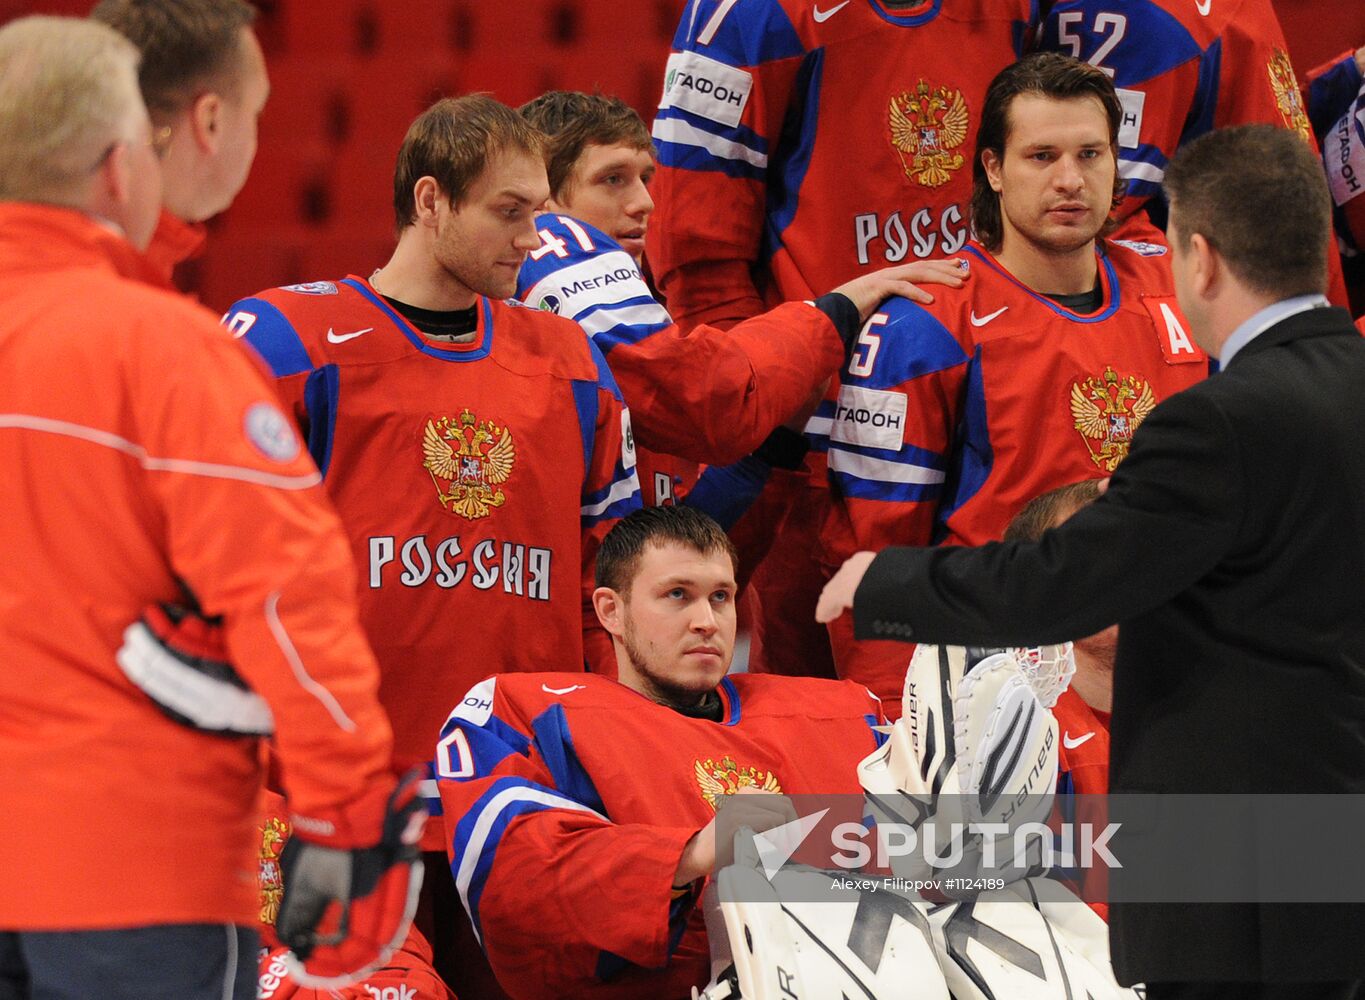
[969,306,1009,327]
[813,0,850,22]
[1063,731,1096,749]
[541,683,586,696]
[1194,0,1211,14]
[326,327,373,344]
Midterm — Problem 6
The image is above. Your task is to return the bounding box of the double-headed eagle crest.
[694,756,782,811]
[422,408,516,521]
[888,80,969,189]
[1267,49,1311,143]
[1070,366,1156,472]
[258,815,288,927]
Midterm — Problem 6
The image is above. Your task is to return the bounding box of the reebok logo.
[365,986,417,1000]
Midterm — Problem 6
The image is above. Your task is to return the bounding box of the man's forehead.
[578,141,655,169]
[471,150,550,201]
[634,540,736,584]
[1006,93,1110,141]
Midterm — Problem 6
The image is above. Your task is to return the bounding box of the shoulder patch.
[449,677,497,728]
[243,401,301,463]
[660,50,753,127]
[280,281,339,295]
[1111,239,1168,257]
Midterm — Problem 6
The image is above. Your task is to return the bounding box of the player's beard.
[432,228,521,302]
[621,620,720,710]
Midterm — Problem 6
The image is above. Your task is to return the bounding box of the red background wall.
[3,0,1361,311]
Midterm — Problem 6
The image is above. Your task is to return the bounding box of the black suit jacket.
[854,305,1365,982]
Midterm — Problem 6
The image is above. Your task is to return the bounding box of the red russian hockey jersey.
[819,239,1208,703]
[436,672,884,999]
[228,279,641,792]
[1037,0,1312,222]
[648,0,1037,327]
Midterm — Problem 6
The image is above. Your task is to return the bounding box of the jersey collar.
[964,241,1121,324]
[343,276,495,362]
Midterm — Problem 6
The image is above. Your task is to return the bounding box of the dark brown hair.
[971,52,1127,252]
[518,90,652,199]
[1004,479,1103,543]
[392,93,545,231]
[90,0,255,122]
[1164,123,1331,298]
[595,506,738,593]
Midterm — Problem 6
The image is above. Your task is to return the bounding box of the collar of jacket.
[0,202,151,281]
[1226,304,1356,367]
[139,207,207,290]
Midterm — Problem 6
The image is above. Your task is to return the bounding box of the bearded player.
[435,506,885,999]
[819,53,1210,709]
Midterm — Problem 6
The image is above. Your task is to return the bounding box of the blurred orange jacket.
[0,203,392,929]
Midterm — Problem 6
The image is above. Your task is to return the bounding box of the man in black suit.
[817,123,1365,999]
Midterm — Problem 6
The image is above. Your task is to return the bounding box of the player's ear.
[982,148,1004,193]
[412,176,445,228]
[592,586,626,637]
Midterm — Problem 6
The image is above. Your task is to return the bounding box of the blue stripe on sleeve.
[828,470,944,505]
[581,459,643,526]
[452,777,607,944]
[933,350,992,542]
[301,364,339,478]
[571,378,599,484]
[234,298,313,377]
[530,705,608,816]
[1179,38,1222,149]
[764,50,823,260]
[654,136,767,180]
[676,0,804,64]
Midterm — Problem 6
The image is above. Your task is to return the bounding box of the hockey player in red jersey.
[1035,0,1351,305]
[436,507,885,999]
[226,97,641,824]
[819,53,1208,709]
[648,0,1034,678]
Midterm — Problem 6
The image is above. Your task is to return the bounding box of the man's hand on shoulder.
[832,258,968,320]
[816,551,878,624]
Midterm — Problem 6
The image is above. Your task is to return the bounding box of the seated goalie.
[433,506,887,999]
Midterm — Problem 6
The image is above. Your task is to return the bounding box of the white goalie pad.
[699,853,950,1000]
[700,848,1134,1000]
[858,644,1070,887]
[925,877,1137,1000]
